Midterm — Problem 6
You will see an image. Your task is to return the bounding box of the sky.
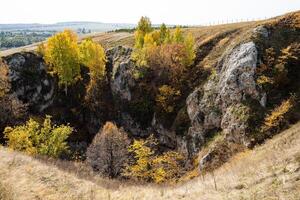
[0,0,299,25]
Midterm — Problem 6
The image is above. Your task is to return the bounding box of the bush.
[123,135,156,181]
[124,135,185,183]
[4,115,72,157]
[36,42,46,56]
[0,63,28,135]
[86,122,130,178]
[156,85,181,113]
[151,151,185,183]
[147,44,190,85]
[261,96,295,132]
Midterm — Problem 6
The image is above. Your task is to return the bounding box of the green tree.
[159,23,167,44]
[183,33,196,66]
[172,27,184,44]
[44,30,81,92]
[134,16,153,49]
[164,29,172,44]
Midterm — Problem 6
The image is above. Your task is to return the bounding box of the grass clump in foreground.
[0,182,12,200]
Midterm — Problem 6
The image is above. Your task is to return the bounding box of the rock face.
[186,42,266,156]
[107,46,135,102]
[253,25,269,38]
[106,46,149,137]
[3,52,55,112]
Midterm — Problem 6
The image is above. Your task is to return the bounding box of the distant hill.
[0,21,136,32]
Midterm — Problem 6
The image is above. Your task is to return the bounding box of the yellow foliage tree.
[159,23,167,44]
[151,151,184,183]
[156,85,181,113]
[79,38,107,81]
[124,135,185,183]
[172,27,184,44]
[36,42,46,56]
[4,116,73,157]
[123,135,156,181]
[183,33,196,67]
[134,16,153,49]
[44,30,81,91]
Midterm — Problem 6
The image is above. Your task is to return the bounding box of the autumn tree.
[147,43,190,85]
[4,115,72,157]
[124,135,185,183]
[183,33,196,67]
[156,85,181,113]
[79,38,106,81]
[86,122,130,178]
[134,16,153,49]
[123,135,156,181]
[172,27,184,44]
[159,23,167,44]
[0,62,27,136]
[44,30,81,92]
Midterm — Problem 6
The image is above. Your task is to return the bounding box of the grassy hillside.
[0,121,299,200]
[0,11,299,200]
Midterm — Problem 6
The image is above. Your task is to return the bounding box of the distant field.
[0,32,134,57]
[0,20,261,57]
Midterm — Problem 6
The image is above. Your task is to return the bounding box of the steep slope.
[0,121,299,200]
[0,10,299,174]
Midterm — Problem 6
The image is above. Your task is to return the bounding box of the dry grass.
[0,122,299,200]
[0,182,13,200]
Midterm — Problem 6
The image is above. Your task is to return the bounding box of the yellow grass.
[0,121,299,199]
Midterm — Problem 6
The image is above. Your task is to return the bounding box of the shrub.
[36,42,46,56]
[261,96,295,132]
[156,85,181,113]
[0,61,9,97]
[147,44,191,85]
[264,47,276,67]
[257,75,274,86]
[277,43,300,66]
[4,115,72,157]
[86,122,130,178]
[0,63,28,134]
[123,135,156,181]
[124,135,185,183]
[151,151,185,183]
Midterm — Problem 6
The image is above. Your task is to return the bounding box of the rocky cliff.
[1,11,299,171]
